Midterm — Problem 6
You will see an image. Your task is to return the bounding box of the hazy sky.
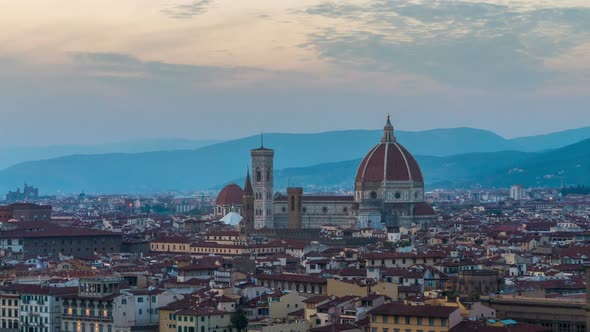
[1,0,589,146]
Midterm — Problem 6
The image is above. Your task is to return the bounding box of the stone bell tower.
[251,138,274,229]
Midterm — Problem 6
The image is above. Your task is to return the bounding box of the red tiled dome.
[355,141,424,184]
[216,184,244,206]
[356,116,423,186]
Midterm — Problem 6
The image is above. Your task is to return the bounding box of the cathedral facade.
[217,116,435,231]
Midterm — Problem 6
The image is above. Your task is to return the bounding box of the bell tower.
[251,138,274,229]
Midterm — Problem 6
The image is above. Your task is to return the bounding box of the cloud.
[161,0,213,19]
[68,52,269,88]
[302,0,590,89]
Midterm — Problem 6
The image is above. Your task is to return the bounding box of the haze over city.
[2,0,590,146]
[3,2,590,332]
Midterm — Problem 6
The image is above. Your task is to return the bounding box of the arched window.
[256,168,262,182]
[291,196,295,211]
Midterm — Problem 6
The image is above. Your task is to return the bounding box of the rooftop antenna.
[260,132,264,148]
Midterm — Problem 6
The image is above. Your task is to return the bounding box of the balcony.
[62,314,114,322]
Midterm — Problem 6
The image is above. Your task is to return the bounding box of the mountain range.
[0,138,220,170]
[0,126,589,194]
[274,139,590,190]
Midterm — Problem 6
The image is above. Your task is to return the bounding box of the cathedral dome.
[216,184,244,206]
[355,116,423,187]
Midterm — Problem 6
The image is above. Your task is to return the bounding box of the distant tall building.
[251,144,275,229]
[5,183,39,202]
[510,185,526,200]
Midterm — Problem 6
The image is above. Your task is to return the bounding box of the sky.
[1,0,589,146]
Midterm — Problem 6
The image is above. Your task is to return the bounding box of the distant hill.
[271,139,590,190]
[0,138,220,169]
[510,126,590,152]
[0,128,516,193]
[1,128,589,194]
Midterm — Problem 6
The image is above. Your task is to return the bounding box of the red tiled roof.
[364,252,446,260]
[257,273,327,284]
[370,303,458,318]
[0,224,120,239]
[414,203,436,216]
[216,184,244,206]
[355,141,423,185]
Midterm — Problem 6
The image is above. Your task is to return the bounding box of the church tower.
[240,169,255,236]
[251,142,274,229]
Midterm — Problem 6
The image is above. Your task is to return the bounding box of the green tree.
[231,306,248,332]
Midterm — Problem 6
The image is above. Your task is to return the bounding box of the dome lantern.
[381,113,396,143]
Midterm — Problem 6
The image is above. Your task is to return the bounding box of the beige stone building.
[369,303,461,332]
[327,279,398,300]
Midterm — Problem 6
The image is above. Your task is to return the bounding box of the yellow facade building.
[369,303,461,332]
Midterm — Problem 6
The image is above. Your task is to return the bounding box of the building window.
[256,168,262,182]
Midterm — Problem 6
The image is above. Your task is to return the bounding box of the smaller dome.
[216,184,244,206]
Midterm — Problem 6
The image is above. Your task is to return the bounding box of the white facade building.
[510,185,526,200]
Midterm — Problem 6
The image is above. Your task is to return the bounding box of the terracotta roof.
[176,307,228,316]
[364,252,446,260]
[178,263,219,271]
[451,321,549,332]
[0,224,120,239]
[303,295,331,304]
[414,203,436,216]
[3,284,78,296]
[355,140,423,185]
[310,323,360,332]
[216,184,244,206]
[370,303,458,318]
[257,273,327,284]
